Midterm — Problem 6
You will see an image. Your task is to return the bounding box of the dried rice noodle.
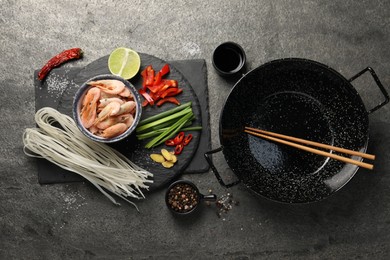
[23,107,153,209]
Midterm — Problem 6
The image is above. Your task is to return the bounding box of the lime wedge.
[108,47,141,80]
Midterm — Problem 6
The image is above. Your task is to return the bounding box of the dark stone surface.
[1,1,390,259]
[35,56,210,189]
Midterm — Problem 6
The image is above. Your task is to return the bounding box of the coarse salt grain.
[46,73,71,100]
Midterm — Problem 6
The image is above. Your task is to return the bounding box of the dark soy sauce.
[213,46,243,73]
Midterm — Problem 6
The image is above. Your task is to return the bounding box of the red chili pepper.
[145,66,155,86]
[173,132,185,145]
[163,79,177,87]
[160,64,170,77]
[149,92,160,102]
[165,139,175,146]
[160,88,183,98]
[140,66,149,89]
[141,99,149,107]
[38,48,83,80]
[139,64,181,106]
[156,97,180,106]
[174,143,184,155]
[154,71,162,85]
[148,79,177,94]
[139,88,154,105]
[140,67,148,78]
[183,134,193,146]
[147,82,166,93]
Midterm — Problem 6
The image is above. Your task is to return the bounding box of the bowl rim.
[72,74,142,143]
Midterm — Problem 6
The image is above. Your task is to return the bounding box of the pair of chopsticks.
[244,126,375,170]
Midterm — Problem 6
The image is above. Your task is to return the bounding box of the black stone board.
[34,56,211,190]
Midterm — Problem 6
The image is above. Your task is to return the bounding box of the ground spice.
[167,183,199,213]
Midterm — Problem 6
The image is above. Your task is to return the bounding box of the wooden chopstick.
[244,127,375,170]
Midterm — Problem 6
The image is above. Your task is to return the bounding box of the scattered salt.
[45,73,71,101]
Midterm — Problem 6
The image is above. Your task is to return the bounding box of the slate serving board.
[34,56,211,191]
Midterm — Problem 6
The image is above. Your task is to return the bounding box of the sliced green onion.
[137,102,192,126]
[136,107,192,133]
[136,128,166,140]
[137,123,201,140]
[150,118,178,131]
[180,126,203,131]
[145,111,193,148]
[135,102,202,149]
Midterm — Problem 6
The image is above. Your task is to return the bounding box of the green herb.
[136,124,201,140]
[136,107,192,133]
[145,111,193,148]
[181,126,203,131]
[137,102,192,126]
[136,102,202,149]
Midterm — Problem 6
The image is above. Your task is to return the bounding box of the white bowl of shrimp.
[73,74,142,143]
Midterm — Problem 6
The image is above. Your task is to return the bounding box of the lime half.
[108,47,141,80]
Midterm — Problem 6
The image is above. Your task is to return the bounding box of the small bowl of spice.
[165,180,217,215]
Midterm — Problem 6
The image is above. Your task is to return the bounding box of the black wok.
[205,58,389,203]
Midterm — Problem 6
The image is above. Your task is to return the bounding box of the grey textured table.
[1,1,389,259]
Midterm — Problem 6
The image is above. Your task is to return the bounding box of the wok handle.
[348,67,390,114]
[204,146,240,188]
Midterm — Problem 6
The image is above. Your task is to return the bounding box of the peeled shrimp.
[79,79,137,139]
[88,125,100,135]
[96,113,132,130]
[101,123,128,138]
[118,101,136,115]
[80,87,101,128]
[88,80,125,95]
[124,114,134,128]
[119,87,132,98]
[98,98,125,108]
[94,101,121,125]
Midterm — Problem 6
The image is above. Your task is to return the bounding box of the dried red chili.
[38,48,83,80]
[183,134,193,146]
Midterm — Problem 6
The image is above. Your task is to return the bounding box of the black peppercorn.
[167,183,199,213]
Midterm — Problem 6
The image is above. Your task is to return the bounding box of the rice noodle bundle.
[23,107,153,208]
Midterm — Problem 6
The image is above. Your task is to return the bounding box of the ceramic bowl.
[212,41,246,77]
[73,74,142,143]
